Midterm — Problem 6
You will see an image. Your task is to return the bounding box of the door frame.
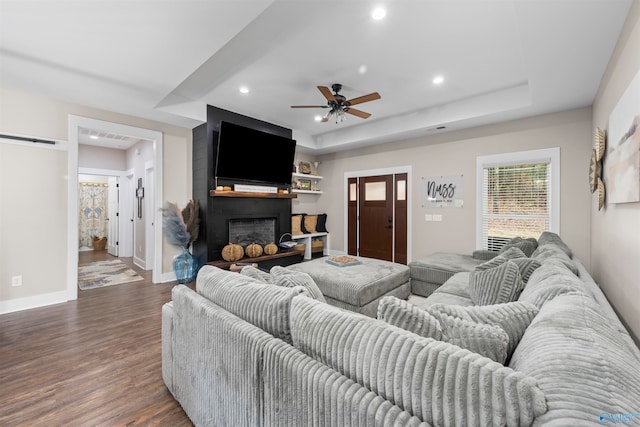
[78,167,133,257]
[343,166,412,263]
[68,116,163,301]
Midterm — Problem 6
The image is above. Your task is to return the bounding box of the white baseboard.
[133,255,146,270]
[160,271,177,283]
[0,290,70,315]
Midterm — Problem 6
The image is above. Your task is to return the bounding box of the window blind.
[480,162,551,251]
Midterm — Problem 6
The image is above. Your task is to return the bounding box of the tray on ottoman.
[287,256,410,317]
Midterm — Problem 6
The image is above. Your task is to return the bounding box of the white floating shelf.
[292,189,323,194]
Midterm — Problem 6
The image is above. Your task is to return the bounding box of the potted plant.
[162,200,200,283]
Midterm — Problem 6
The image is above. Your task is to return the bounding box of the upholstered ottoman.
[286,256,410,317]
[408,252,485,297]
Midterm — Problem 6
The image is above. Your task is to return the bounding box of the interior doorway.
[345,167,411,264]
[68,116,164,301]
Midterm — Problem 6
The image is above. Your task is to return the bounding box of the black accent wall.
[192,105,294,264]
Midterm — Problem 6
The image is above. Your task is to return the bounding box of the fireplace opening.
[228,218,277,247]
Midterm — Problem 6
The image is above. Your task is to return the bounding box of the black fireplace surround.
[192,105,294,264]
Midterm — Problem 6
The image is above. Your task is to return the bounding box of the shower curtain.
[79,182,108,248]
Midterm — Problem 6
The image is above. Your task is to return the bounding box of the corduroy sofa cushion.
[428,301,539,361]
[469,260,524,305]
[509,292,640,424]
[378,296,510,363]
[196,265,307,343]
[270,265,326,303]
[291,295,547,426]
[518,261,585,308]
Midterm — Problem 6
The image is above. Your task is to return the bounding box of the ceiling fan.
[291,83,381,123]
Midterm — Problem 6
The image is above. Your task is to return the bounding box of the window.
[476,148,560,251]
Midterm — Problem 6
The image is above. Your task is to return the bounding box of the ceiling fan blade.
[345,107,371,119]
[290,105,328,108]
[346,92,381,106]
[318,86,337,102]
[321,111,333,122]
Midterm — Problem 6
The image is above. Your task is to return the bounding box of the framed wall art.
[607,69,640,204]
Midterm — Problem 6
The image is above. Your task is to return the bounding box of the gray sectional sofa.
[162,233,640,426]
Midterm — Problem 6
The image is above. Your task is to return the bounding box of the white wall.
[318,108,592,269]
[78,144,126,170]
[0,142,69,308]
[126,140,154,266]
[591,1,640,342]
[0,86,192,312]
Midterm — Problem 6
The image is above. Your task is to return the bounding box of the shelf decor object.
[590,127,608,210]
[162,200,200,283]
[589,149,600,194]
[299,161,311,174]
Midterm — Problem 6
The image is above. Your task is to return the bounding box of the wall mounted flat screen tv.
[215,121,296,185]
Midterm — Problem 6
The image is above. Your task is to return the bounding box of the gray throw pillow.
[470,260,524,305]
[537,231,572,257]
[499,246,527,259]
[436,313,509,363]
[377,296,443,340]
[240,265,272,283]
[475,256,541,283]
[378,296,509,363]
[270,266,326,303]
[428,301,539,360]
[500,237,537,257]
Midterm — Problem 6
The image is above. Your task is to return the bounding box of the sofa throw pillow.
[537,231,572,257]
[498,246,527,260]
[316,213,328,232]
[500,237,537,257]
[270,266,326,303]
[303,214,318,234]
[290,295,548,425]
[377,296,443,340]
[469,260,524,305]
[240,265,272,283]
[436,313,509,363]
[475,256,541,284]
[531,244,578,275]
[291,214,304,235]
[428,301,540,361]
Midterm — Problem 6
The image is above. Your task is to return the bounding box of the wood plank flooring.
[0,251,193,426]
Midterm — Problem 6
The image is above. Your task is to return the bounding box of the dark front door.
[358,175,394,261]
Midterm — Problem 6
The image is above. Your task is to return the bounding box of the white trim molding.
[343,165,413,263]
[475,147,560,249]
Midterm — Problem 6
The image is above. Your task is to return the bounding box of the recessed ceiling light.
[314,115,323,122]
[90,135,98,140]
[358,64,368,75]
[432,76,444,85]
[239,86,250,94]
[371,7,386,20]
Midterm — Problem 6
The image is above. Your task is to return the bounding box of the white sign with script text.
[421,175,464,208]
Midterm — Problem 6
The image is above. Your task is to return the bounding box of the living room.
[1,1,639,425]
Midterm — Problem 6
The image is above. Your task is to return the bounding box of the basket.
[311,240,324,252]
[92,236,107,251]
[293,244,306,252]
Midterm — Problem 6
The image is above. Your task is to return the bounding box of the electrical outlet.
[11,275,22,287]
[424,214,433,221]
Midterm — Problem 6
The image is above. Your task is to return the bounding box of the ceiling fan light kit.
[291,83,381,124]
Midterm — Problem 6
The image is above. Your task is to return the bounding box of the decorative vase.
[173,246,198,284]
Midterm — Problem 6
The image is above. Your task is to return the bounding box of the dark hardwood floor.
[0,250,193,426]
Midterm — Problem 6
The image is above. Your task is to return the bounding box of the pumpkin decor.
[264,242,278,255]
[221,242,244,262]
[245,243,263,258]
